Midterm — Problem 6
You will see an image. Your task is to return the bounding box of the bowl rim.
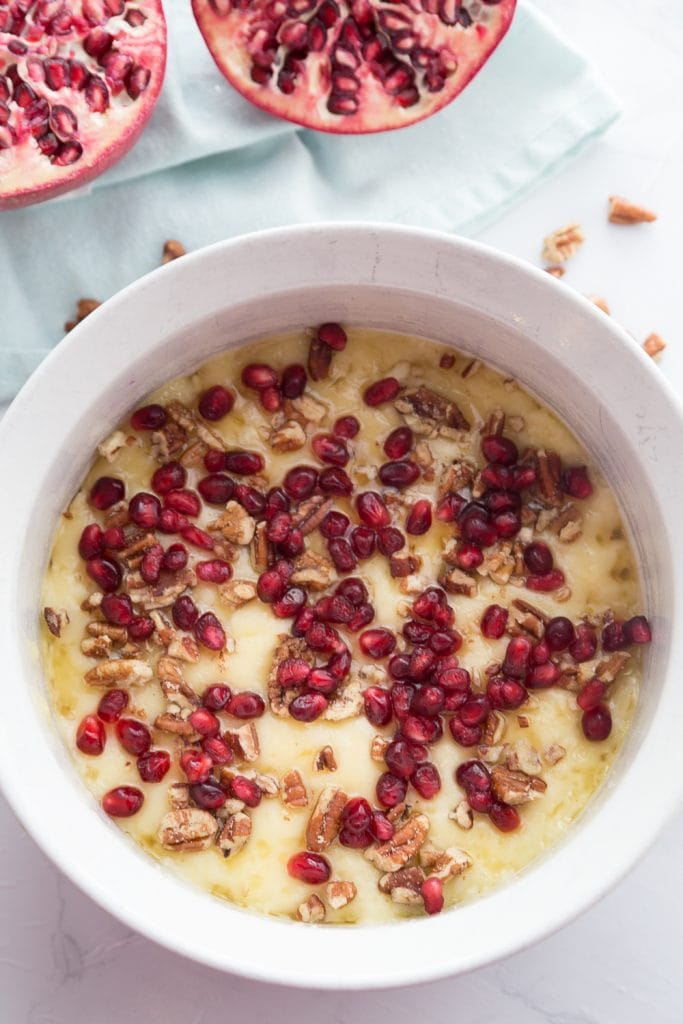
[1,221,683,989]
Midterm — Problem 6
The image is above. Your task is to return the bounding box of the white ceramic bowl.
[1,224,681,989]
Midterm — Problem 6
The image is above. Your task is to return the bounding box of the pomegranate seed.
[333,415,360,438]
[350,526,376,559]
[277,658,312,687]
[436,494,467,521]
[359,627,396,659]
[545,616,575,651]
[511,464,537,490]
[349,602,375,631]
[241,363,278,390]
[342,796,373,833]
[101,592,133,626]
[524,541,554,574]
[306,621,339,652]
[454,542,483,571]
[624,615,652,645]
[312,433,349,467]
[406,499,432,535]
[137,749,171,783]
[260,385,282,412]
[224,450,264,475]
[430,629,461,656]
[266,511,293,544]
[339,827,373,849]
[410,684,445,717]
[459,693,491,726]
[90,476,124,510]
[102,526,126,551]
[320,510,350,538]
[384,426,413,459]
[76,714,105,755]
[194,612,226,650]
[602,620,627,651]
[486,490,520,515]
[102,786,143,817]
[319,467,353,496]
[562,466,593,500]
[190,780,228,809]
[289,692,328,721]
[287,850,331,884]
[569,623,598,663]
[364,377,400,406]
[531,639,551,665]
[115,718,151,756]
[392,682,415,719]
[131,404,166,431]
[527,663,559,689]
[316,595,355,624]
[492,510,521,538]
[151,461,186,494]
[401,713,442,745]
[306,668,336,695]
[205,449,228,472]
[582,703,612,740]
[526,570,565,592]
[421,876,444,915]
[363,686,392,726]
[378,460,420,489]
[178,749,212,784]
[376,771,408,808]
[128,615,154,642]
[481,434,518,466]
[188,708,220,737]
[264,487,290,520]
[225,775,260,807]
[273,586,307,618]
[283,465,318,500]
[487,676,527,709]
[97,688,128,722]
[172,595,199,630]
[336,577,368,605]
[78,523,104,559]
[356,491,390,528]
[412,587,445,620]
[140,543,163,584]
[281,363,307,398]
[203,735,234,765]
[461,515,496,547]
[317,322,347,350]
[255,570,283,604]
[377,526,405,556]
[227,691,265,719]
[502,636,531,679]
[198,384,234,420]
[410,762,441,799]
[181,525,214,550]
[165,489,201,517]
[437,666,471,692]
[233,484,266,515]
[489,801,520,832]
[157,507,189,534]
[202,685,231,712]
[449,717,481,747]
[481,604,508,639]
[86,557,121,592]
[370,812,395,842]
[577,678,606,711]
[292,607,316,637]
[128,492,160,529]
[160,544,187,573]
[327,538,357,572]
[456,759,491,791]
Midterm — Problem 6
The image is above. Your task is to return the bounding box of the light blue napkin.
[0,1,618,402]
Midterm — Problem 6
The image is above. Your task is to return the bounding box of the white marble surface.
[2,1,683,1019]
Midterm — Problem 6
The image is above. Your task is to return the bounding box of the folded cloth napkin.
[0,0,618,402]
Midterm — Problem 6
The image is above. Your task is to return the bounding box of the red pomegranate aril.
[481,604,508,639]
[511,464,537,490]
[378,460,420,489]
[277,658,312,688]
[157,507,188,534]
[327,538,357,572]
[86,557,121,592]
[410,762,441,800]
[312,433,349,467]
[461,515,497,547]
[364,377,400,406]
[624,615,652,645]
[376,526,404,556]
[180,748,213,784]
[257,569,285,604]
[342,796,373,834]
[485,489,520,515]
[545,616,575,651]
[356,491,390,528]
[320,510,350,538]
[103,525,126,550]
[164,489,201,518]
[194,612,226,650]
[97,688,128,723]
[429,629,461,657]
[481,434,518,466]
[526,663,560,689]
[151,461,186,494]
[502,636,531,679]
[140,543,163,584]
[292,607,316,637]
[261,386,282,412]
[316,595,355,624]
[349,602,375,632]
[160,544,187,573]
[407,645,436,681]
[492,510,521,538]
[452,542,481,571]
[582,703,612,741]
[531,639,551,665]
[204,449,228,473]
[289,692,328,721]
[266,511,293,544]
[199,384,234,421]
[384,426,413,460]
[223,450,264,475]
[281,363,307,398]
[131,404,166,431]
[436,494,467,522]
[317,322,347,350]
[487,676,527,710]
[569,623,598,663]
[406,499,432,535]
[456,758,491,793]
[333,414,360,439]
[523,541,554,575]
[287,851,331,884]
[602,620,627,651]
[562,466,593,500]
[172,595,198,630]
[336,577,368,606]
[241,363,278,390]
[101,592,133,626]
[459,694,491,727]
[137,749,171,783]
[79,523,104,560]
[128,615,154,641]
[526,569,565,592]
[305,621,339,653]
[203,684,231,710]
[229,775,262,807]
[391,682,416,719]
[376,772,408,808]
[90,475,125,510]
[359,627,396,659]
[363,686,392,726]
[401,713,442,745]
[489,801,520,832]
[384,738,416,778]
[421,876,444,915]
[181,525,214,550]
[319,467,353,496]
[188,707,220,737]
[128,491,160,529]
[190,780,228,810]
[370,812,395,843]
[115,717,151,755]
[449,717,482,747]
[102,786,143,818]
[348,526,375,560]
[273,586,307,618]
[233,484,266,515]
[202,735,234,766]
[76,714,106,755]
[577,678,606,712]
[227,691,265,719]
[307,668,337,695]
[283,465,319,500]
[438,666,471,692]
[481,464,513,491]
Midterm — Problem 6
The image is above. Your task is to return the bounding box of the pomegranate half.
[0,0,167,210]
[192,0,516,134]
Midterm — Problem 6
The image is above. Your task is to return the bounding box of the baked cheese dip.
[41,325,652,924]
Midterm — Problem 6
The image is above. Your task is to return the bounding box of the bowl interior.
[1,225,680,988]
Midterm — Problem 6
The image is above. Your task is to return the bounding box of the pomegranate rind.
[0,1,167,211]
[192,0,516,134]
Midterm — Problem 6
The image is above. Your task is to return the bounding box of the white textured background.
[2,1,682,1019]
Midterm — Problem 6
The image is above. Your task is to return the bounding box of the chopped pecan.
[548,503,582,542]
[151,420,187,462]
[249,521,269,573]
[542,223,584,263]
[395,386,470,432]
[517,714,530,729]
[281,769,308,808]
[179,440,209,468]
[286,393,328,425]
[217,811,251,854]
[167,635,200,663]
[482,408,505,437]
[371,735,390,762]
[449,800,473,831]
[64,296,100,331]
[438,459,475,498]
[226,722,260,762]
[291,549,336,591]
[477,743,506,764]
[308,336,333,381]
[158,808,218,851]
[97,429,129,462]
[81,635,112,658]
[511,598,548,624]
[643,332,666,359]
[508,601,545,639]
[387,802,412,826]
[293,496,334,536]
[413,441,435,480]
[155,712,196,736]
[43,606,69,638]
[535,448,563,506]
[390,553,422,578]
[314,746,337,772]
[130,570,197,612]
[490,766,546,805]
[439,565,477,597]
[481,710,506,746]
[162,238,186,263]
[297,894,326,923]
[219,578,258,608]
[595,651,630,684]
[210,501,256,546]
[323,677,363,720]
[84,658,152,687]
[461,358,481,379]
[85,622,127,643]
[119,532,158,565]
[543,743,567,766]
[268,634,315,716]
[325,880,357,910]
[365,813,430,872]
[269,419,306,452]
[149,610,174,646]
[608,195,657,225]
[506,740,542,775]
[168,783,190,808]
[419,842,471,880]
[306,786,347,852]
[157,656,200,701]
[378,866,425,904]
[399,573,428,595]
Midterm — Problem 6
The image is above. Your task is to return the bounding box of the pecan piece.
[85,621,128,644]
[293,496,334,536]
[439,566,477,597]
[543,743,567,766]
[481,710,506,746]
[81,635,113,658]
[490,766,546,805]
[250,521,269,573]
[217,811,251,854]
[365,813,430,872]
[154,712,197,737]
[371,735,390,762]
[308,336,332,380]
[219,579,258,608]
[595,651,630,684]
[506,740,542,775]
[542,223,584,263]
[158,808,218,851]
[225,722,260,762]
[608,195,657,225]
[449,800,473,831]
[438,459,475,498]
[325,880,357,910]
[97,429,129,463]
[378,866,425,904]
[323,677,363,720]
[535,448,563,506]
[43,606,69,638]
[286,393,328,425]
[461,358,481,378]
[210,501,256,546]
[291,549,336,591]
[643,332,666,359]
[419,842,472,880]
[269,419,306,452]
[395,386,470,432]
[281,769,308,808]
[150,420,187,462]
[390,553,422,578]
[297,894,326,923]
[162,239,186,263]
[168,783,190,808]
[84,658,152,687]
[306,786,347,852]
[314,746,337,772]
